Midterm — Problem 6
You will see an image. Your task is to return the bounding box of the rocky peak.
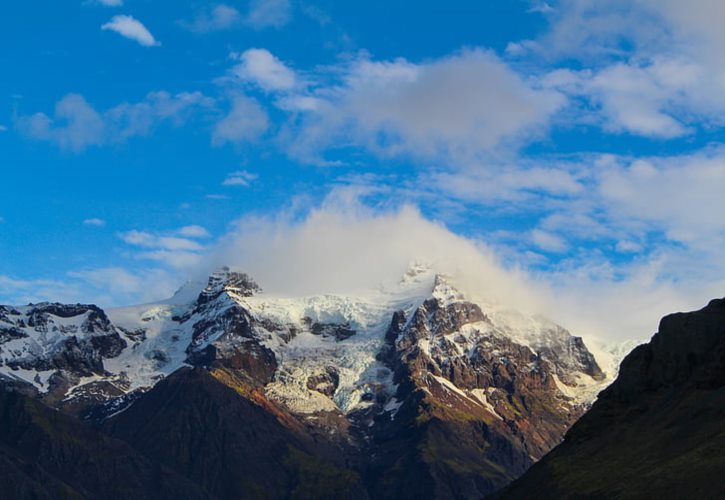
[431,273,466,303]
[196,267,262,305]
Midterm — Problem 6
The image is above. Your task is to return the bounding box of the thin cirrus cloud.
[117,227,210,269]
[223,170,258,187]
[16,91,213,152]
[182,4,242,33]
[246,0,292,29]
[177,225,211,238]
[83,218,106,227]
[182,0,292,33]
[101,15,159,47]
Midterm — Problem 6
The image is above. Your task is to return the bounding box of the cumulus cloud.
[223,170,257,186]
[101,15,159,47]
[231,48,297,92]
[17,91,213,151]
[17,94,105,151]
[197,192,719,343]
[274,49,565,164]
[5,188,722,342]
[212,95,269,145]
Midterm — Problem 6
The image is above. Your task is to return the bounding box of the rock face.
[494,298,725,499]
[360,283,595,498]
[0,265,615,498]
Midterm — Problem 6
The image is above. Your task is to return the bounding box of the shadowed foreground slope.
[493,298,725,499]
[0,387,212,500]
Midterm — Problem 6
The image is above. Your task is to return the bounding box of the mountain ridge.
[491,297,725,499]
[0,265,626,498]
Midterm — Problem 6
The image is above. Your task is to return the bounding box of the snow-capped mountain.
[0,264,632,498]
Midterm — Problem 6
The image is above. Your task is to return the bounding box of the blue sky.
[1,0,724,338]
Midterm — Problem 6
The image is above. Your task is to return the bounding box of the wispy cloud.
[177,225,210,238]
[117,226,211,269]
[17,91,213,152]
[83,218,106,227]
[101,15,159,47]
[212,95,269,145]
[247,0,292,29]
[182,4,242,33]
[223,170,258,187]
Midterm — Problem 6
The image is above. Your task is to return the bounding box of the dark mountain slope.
[0,386,212,500]
[104,367,366,500]
[493,298,725,499]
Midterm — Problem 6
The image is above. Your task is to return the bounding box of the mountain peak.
[431,272,465,303]
[203,266,262,299]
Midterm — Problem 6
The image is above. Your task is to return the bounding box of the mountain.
[0,385,212,500]
[492,298,725,499]
[0,264,617,498]
[103,367,365,500]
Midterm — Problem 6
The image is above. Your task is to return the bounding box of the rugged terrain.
[0,265,621,498]
[493,298,725,499]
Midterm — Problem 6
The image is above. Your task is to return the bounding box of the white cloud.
[0,275,83,306]
[530,229,568,253]
[17,91,213,151]
[212,95,269,145]
[279,49,565,164]
[526,0,725,136]
[118,228,208,270]
[528,1,555,14]
[101,15,159,47]
[200,192,722,343]
[66,267,179,306]
[543,58,708,138]
[5,187,723,342]
[183,4,242,33]
[83,218,106,227]
[177,225,210,238]
[232,48,297,92]
[17,94,104,151]
[595,153,725,249]
[223,170,257,186]
[94,0,123,6]
[247,0,292,29]
[119,230,204,251]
